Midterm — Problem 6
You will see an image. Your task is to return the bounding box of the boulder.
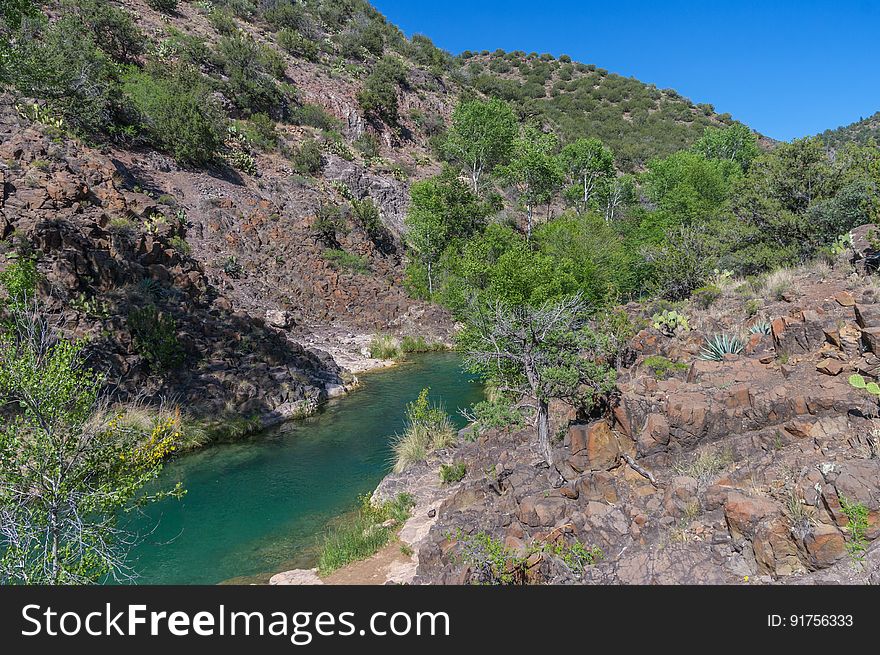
[567,421,621,471]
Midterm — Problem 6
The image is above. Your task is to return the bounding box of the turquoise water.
[124,353,483,585]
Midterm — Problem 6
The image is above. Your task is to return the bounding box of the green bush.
[643,355,688,379]
[290,137,323,174]
[357,56,406,124]
[277,28,319,61]
[0,256,39,308]
[354,132,381,160]
[66,0,143,62]
[391,388,456,472]
[691,284,722,309]
[439,462,466,484]
[400,335,445,353]
[122,66,225,166]
[291,103,339,129]
[147,0,177,13]
[217,31,284,115]
[128,304,185,372]
[208,7,237,34]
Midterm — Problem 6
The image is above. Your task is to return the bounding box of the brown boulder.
[816,358,844,376]
[724,492,783,540]
[799,524,847,570]
[567,421,620,471]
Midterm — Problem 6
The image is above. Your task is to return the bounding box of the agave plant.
[848,374,880,396]
[699,334,745,361]
[748,321,772,335]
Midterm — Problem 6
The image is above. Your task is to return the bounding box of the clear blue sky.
[371,0,880,141]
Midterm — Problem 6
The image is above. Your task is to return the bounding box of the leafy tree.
[0,303,181,583]
[597,174,636,223]
[644,151,739,226]
[692,124,760,171]
[559,137,614,214]
[498,126,564,239]
[444,98,518,195]
[404,170,487,296]
[462,294,616,463]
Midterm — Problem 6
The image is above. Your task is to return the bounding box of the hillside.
[0,0,751,420]
[459,50,738,171]
[821,111,880,150]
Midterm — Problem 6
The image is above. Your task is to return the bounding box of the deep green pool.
[123,353,483,585]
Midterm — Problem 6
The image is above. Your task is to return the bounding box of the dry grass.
[673,444,735,484]
[762,267,798,301]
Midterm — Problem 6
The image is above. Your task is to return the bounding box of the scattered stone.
[816,358,843,376]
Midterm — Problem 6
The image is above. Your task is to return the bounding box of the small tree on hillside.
[444,98,518,195]
[559,137,615,214]
[461,293,616,463]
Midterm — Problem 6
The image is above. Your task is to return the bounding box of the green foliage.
[0,255,38,309]
[453,530,531,585]
[148,0,178,12]
[368,334,401,360]
[559,137,615,214]
[317,493,415,576]
[699,333,745,361]
[839,495,869,562]
[290,137,324,174]
[127,305,185,372]
[64,0,144,62]
[692,124,760,171]
[122,66,225,166]
[357,56,406,124]
[467,397,525,433]
[0,305,181,583]
[391,388,456,472]
[691,284,722,309]
[848,373,880,396]
[217,31,284,116]
[354,132,381,160]
[650,226,716,300]
[277,28,319,61]
[399,335,446,353]
[651,309,689,337]
[643,355,688,379]
[444,98,518,194]
[292,103,339,129]
[323,248,369,274]
[439,462,466,484]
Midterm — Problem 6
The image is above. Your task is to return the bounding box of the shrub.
[323,248,369,274]
[147,0,177,13]
[439,462,466,484]
[290,137,323,174]
[465,397,525,435]
[391,388,456,472]
[691,284,721,309]
[277,28,319,61]
[839,495,869,562]
[68,0,144,61]
[309,203,348,247]
[122,66,225,166]
[127,305,185,372]
[368,334,401,360]
[217,31,283,115]
[643,355,688,379]
[291,103,339,129]
[357,56,406,124]
[699,333,744,361]
[208,7,237,34]
[350,198,387,244]
[354,132,381,160]
[0,255,39,308]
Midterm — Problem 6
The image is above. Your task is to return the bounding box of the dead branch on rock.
[621,453,658,487]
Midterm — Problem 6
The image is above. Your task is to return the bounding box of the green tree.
[498,126,564,240]
[405,170,487,296]
[462,294,616,463]
[357,56,406,125]
[559,137,615,214]
[444,98,518,195]
[0,304,181,584]
[692,124,760,171]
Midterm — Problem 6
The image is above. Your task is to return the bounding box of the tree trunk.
[526,203,533,241]
[536,398,551,464]
[427,260,433,297]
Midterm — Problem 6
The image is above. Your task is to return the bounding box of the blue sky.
[371,0,880,141]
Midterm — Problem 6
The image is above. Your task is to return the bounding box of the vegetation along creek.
[123,354,483,585]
